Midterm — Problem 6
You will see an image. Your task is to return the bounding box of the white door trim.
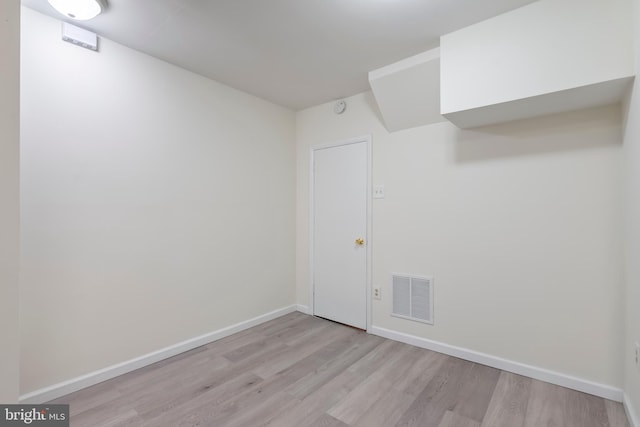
[309,135,372,331]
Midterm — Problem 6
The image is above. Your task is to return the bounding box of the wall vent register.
[392,274,433,324]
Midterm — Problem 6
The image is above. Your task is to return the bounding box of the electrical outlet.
[373,287,381,300]
[373,185,385,199]
[636,343,640,372]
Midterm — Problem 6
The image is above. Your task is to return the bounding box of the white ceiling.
[21,0,538,110]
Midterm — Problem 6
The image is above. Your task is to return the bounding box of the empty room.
[1,0,640,425]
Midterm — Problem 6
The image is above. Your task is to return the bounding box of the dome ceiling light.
[47,0,107,21]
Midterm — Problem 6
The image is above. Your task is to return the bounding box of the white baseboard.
[296,304,311,314]
[625,393,640,427]
[20,305,298,404]
[369,325,623,402]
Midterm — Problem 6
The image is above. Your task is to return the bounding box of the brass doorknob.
[355,238,365,246]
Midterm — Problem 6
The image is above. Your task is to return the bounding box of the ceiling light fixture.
[47,0,107,21]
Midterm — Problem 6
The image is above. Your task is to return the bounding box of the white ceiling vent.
[392,274,433,324]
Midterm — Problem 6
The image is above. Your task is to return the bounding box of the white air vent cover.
[392,274,433,324]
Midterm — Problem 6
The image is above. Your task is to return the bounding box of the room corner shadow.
[453,104,623,163]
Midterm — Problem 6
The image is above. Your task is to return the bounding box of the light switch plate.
[374,185,385,199]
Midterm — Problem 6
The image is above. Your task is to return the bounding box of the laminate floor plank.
[136,371,263,425]
[222,391,299,427]
[204,330,265,354]
[250,312,309,336]
[451,362,501,422]
[50,347,215,418]
[352,386,415,427]
[169,369,299,426]
[114,347,260,422]
[266,370,363,427]
[523,379,610,427]
[480,371,532,427]
[284,332,384,400]
[438,410,481,427]
[252,322,353,379]
[270,315,329,344]
[115,355,232,416]
[46,313,629,427]
[49,382,122,417]
[85,409,143,427]
[394,356,475,426]
[327,369,393,424]
[346,339,412,379]
[114,351,229,396]
[178,332,368,426]
[307,414,349,427]
[64,399,138,427]
[222,336,285,363]
[269,328,362,388]
[391,346,449,396]
[282,318,332,346]
[605,399,631,427]
[162,341,287,400]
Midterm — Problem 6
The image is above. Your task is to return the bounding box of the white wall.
[20,8,295,395]
[0,0,20,404]
[297,92,624,390]
[368,48,444,132]
[623,0,640,421]
[440,0,634,127]
[441,0,633,113]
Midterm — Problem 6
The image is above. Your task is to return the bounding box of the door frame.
[309,135,372,332]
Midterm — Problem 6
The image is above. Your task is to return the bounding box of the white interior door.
[313,139,368,329]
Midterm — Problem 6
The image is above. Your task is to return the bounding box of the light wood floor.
[50,312,629,426]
